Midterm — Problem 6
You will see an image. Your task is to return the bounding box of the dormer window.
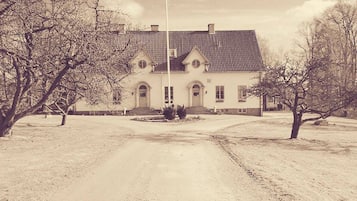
[182,46,210,71]
[138,60,147,69]
[192,59,201,68]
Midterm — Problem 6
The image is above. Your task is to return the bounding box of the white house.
[75,24,265,116]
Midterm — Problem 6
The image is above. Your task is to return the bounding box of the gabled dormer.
[129,49,157,73]
[182,46,210,72]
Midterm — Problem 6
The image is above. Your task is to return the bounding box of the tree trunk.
[60,107,69,126]
[0,125,12,137]
[61,113,67,126]
[0,119,14,137]
[290,112,303,139]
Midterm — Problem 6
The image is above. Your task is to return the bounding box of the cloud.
[121,1,144,18]
[100,0,144,18]
[260,0,339,50]
[286,0,336,21]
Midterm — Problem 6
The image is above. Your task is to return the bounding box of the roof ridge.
[127,30,256,33]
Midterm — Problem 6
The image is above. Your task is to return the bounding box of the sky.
[99,0,347,51]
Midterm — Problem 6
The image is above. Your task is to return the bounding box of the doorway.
[192,84,201,106]
[138,85,148,107]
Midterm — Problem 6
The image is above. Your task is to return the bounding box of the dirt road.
[52,115,276,201]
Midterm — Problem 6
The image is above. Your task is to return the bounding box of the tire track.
[211,134,296,201]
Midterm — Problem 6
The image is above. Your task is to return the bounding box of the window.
[113,89,121,104]
[238,85,247,102]
[164,86,174,104]
[216,86,224,102]
[138,60,147,68]
[192,59,201,68]
[237,108,247,113]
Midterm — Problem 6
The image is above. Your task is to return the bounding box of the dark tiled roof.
[126,30,264,72]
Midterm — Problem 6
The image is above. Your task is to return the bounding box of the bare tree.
[46,1,135,126]
[252,0,357,139]
[257,35,278,68]
[299,1,357,112]
[0,0,135,136]
[256,35,282,110]
[252,56,357,139]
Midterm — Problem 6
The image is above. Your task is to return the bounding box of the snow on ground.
[0,112,356,201]
[215,113,357,201]
[0,115,132,201]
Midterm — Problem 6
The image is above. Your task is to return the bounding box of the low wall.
[211,108,262,116]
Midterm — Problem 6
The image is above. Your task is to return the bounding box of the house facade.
[74,24,265,116]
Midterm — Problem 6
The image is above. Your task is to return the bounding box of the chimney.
[208,23,215,34]
[151,25,159,32]
[118,24,125,34]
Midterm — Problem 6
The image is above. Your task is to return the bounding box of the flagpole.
[165,0,171,106]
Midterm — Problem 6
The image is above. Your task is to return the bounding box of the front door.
[192,84,201,106]
[139,85,148,107]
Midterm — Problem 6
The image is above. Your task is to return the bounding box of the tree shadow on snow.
[227,136,355,155]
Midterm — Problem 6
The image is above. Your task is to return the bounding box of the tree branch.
[0,0,15,16]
